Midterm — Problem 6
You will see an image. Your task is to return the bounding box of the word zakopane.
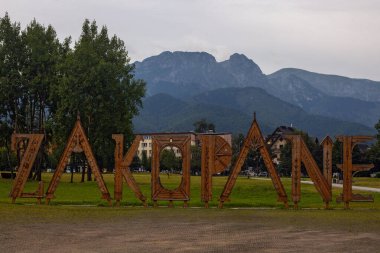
[9,115,374,209]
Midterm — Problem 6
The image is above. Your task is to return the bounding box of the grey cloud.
[1,0,380,80]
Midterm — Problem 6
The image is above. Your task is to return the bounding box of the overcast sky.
[2,0,380,80]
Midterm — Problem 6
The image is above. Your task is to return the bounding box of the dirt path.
[1,208,379,253]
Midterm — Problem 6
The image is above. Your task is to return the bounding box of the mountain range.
[133,51,380,137]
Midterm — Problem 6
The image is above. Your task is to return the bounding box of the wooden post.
[291,136,301,209]
[321,136,333,199]
[336,136,374,209]
[286,135,332,209]
[112,135,146,206]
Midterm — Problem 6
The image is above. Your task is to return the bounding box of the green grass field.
[1,173,379,209]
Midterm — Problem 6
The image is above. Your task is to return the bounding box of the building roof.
[266,126,295,147]
[135,131,231,136]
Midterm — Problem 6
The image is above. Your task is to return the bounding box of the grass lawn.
[1,173,379,209]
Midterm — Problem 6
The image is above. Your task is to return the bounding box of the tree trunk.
[81,167,85,182]
[87,167,92,181]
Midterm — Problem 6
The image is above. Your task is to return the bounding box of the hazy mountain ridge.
[133,93,257,134]
[270,68,380,102]
[267,73,380,126]
[133,90,374,138]
[133,51,379,135]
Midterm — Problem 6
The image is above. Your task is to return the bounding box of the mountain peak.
[228,53,250,62]
[158,51,217,63]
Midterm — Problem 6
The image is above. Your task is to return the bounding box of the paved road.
[301,180,380,193]
[251,177,380,193]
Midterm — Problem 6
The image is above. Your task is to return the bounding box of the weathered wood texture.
[9,134,44,203]
[200,135,232,207]
[285,135,332,209]
[151,134,191,207]
[321,136,333,194]
[336,136,374,208]
[219,117,288,208]
[112,134,146,206]
[45,118,111,205]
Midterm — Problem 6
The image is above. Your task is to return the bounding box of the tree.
[141,150,149,170]
[193,119,215,133]
[231,133,244,168]
[160,148,181,172]
[0,13,29,175]
[0,13,27,134]
[367,119,380,174]
[22,19,61,133]
[190,145,201,175]
[0,14,65,179]
[130,155,141,171]
[23,19,62,180]
[51,19,146,170]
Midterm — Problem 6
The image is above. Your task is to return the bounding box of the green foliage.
[0,13,27,132]
[0,14,145,172]
[230,133,265,174]
[279,130,322,175]
[231,133,245,166]
[366,119,380,172]
[278,143,291,176]
[193,119,215,133]
[190,145,201,175]
[141,150,150,170]
[130,155,141,170]
[50,19,145,169]
[160,148,181,172]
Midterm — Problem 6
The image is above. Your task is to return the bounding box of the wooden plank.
[10,134,44,203]
[112,135,145,206]
[151,134,191,207]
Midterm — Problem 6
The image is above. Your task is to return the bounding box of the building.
[136,131,232,160]
[266,126,295,164]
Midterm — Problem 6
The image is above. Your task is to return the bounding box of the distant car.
[258,171,268,177]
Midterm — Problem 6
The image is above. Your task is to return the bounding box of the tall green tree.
[22,19,62,179]
[22,19,61,133]
[51,19,145,169]
[0,13,28,174]
[0,13,27,133]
